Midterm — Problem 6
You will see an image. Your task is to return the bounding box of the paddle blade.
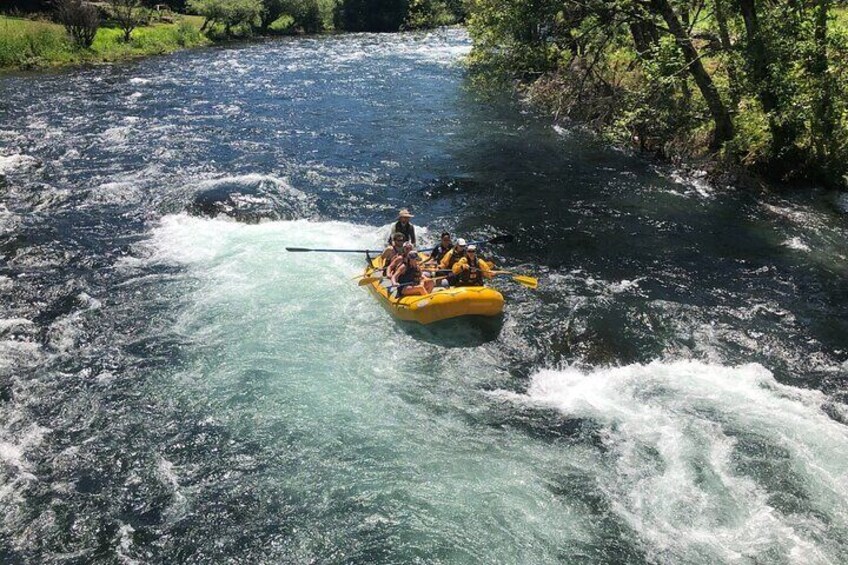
[358,276,382,286]
[487,234,514,245]
[511,275,538,289]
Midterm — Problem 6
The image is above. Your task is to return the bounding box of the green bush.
[188,0,263,37]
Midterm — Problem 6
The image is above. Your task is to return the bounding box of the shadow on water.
[398,315,504,347]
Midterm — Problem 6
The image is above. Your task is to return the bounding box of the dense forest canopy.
[466,0,848,187]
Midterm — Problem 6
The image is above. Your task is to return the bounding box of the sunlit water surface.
[2,29,848,564]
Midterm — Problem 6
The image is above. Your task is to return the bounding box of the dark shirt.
[430,243,450,263]
[388,221,416,245]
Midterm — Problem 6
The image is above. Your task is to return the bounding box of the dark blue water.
[1,29,848,564]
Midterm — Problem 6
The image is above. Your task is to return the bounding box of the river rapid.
[2,29,848,564]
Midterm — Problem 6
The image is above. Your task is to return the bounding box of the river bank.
[0,14,211,71]
[467,1,848,192]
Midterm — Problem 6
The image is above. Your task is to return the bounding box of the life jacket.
[396,260,421,296]
[458,256,483,286]
[431,244,450,263]
[446,247,463,268]
[392,221,415,243]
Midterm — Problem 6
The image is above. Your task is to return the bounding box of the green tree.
[109,0,147,42]
[466,0,848,185]
[259,0,287,30]
[53,0,100,48]
[189,0,262,36]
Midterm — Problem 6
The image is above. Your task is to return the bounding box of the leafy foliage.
[188,0,262,36]
[53,0,99,48]
[109,0,147,42]
[0,14,209,70]
[467,0,848,186]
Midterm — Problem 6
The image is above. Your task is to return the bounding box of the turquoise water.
[1,29,848,563]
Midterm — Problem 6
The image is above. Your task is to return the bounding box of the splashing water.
[1,28,847,563]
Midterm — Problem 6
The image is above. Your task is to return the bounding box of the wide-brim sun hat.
[398,209,414,218]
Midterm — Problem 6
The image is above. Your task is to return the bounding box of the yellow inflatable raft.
[364,257,504,325]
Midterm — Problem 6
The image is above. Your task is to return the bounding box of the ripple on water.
[492,360,848,564]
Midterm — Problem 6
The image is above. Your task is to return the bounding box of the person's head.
[466,244,477,257]
[403,241,414,254]
[455,237,467,251]
[407,251,420,264]
[398,209,414,224]
[440,232,451,247]
[392,232,405,247]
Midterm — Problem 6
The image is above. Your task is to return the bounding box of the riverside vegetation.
[0,10,209,70]
[465,0,848,188]
[1,0,467,71]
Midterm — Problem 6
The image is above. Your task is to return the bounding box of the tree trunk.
[811,0,833,165]
[738,0,798,159]
[629,21,658,58]
[650,0,734,149]
[714,0,740,107]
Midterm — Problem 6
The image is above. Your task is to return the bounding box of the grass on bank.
[0,14,210,71]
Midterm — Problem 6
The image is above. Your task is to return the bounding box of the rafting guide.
[285,208,537,324]
[388,208,416,245]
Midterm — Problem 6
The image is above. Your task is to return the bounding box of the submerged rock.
[186,175,315,223]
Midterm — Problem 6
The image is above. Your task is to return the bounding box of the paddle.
[286,234,514,256]
[386,275,450,291]
[475,234,514,246]
[286,247,382,253]
[490,270,538,289]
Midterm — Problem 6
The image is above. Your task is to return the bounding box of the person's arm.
[391,264,406,286]
[439,250,453,270]
[480,259,494,278]
[452,258,467,276]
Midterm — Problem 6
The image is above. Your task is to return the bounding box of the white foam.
[0,318,34,333]
[100,126,131,145]
[669,169,713,198]
[0,339,41,372]
[0,153,39,175]
[552,124,569,137]
[783,236,811,252]
[116,522,139,565]
[494,360,848,563]
[88,180,141,205]
[0,424,49,478]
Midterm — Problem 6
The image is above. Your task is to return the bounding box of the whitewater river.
[2,29,848,563]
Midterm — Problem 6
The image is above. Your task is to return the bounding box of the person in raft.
[392,251,434,296]
[386,241,414,279]
[387,209,416,245]
[452,245,494,286]
[428,232,452,264]
[438,237,467,271]
[380,232,406,270]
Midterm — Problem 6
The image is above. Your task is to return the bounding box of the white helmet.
[456,238,467,247]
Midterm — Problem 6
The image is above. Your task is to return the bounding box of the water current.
[2,29,848,564]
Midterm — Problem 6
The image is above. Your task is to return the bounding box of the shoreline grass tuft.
[0,14,211,71]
